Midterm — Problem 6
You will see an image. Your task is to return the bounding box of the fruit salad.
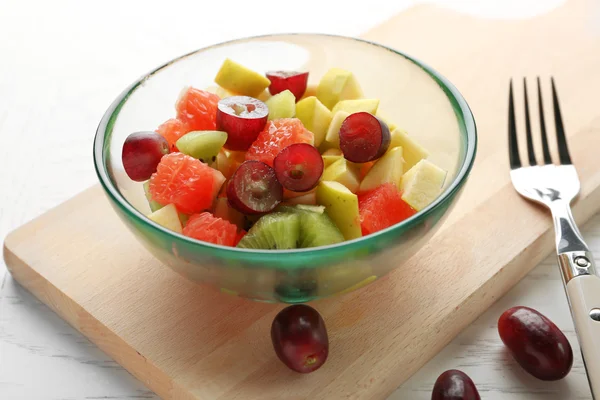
[121,58,447,249]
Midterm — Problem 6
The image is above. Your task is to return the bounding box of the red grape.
[498,306,573,380]
[271,304,328,373]
[217,96,268,151]
[227,161,283,214]
[273,143,323,192]
[266,71,309,100]
[122,132,169,181]
[432,370,480,400]
[339,112,390,163]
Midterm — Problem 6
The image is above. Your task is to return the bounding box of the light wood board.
[4,1,600,399]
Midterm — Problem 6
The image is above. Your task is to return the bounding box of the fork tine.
[537,77,553,164]
[551,77,572,164]
[523,78,537,165]
[508,79,522,169]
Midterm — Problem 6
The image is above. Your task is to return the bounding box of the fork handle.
[551,200,600,397]
[565,274,600,397]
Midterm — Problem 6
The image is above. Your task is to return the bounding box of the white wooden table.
[1,0,593,398]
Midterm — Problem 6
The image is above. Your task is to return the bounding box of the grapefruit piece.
[358,183,416,236]
[176,87,220,131]
[149,153,225,214]
[245,118,314,167]
[156,118,190,152]
[183,212,240,247]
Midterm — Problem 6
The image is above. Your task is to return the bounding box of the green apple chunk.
[265,89,296,120]
[147,204,183,234]
[331,98,379,115]
[322,148,343,168]
[316,68,364,110]
[324,111,350,148]
[214,58,271,98]
[389,128,429,170]
[316,181,362,240]
[321,158,360,193]
[359,146,404,193]
[400,159,447,211]
[295,96,332,147]
[176,131,227,163]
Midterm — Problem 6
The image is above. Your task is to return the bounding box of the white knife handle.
[566,274,600,398]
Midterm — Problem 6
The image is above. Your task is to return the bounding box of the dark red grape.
[339,112,390,163]
[271,304,328,373]
[266,71,309,100]
[122,132,169,181]
[227,161,283,214]
[432,370,480,400]
[217,96,268,151]
[498,306,573,380]
[273,143,323,192]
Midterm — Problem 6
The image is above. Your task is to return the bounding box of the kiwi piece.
[237,212,300,249]
[298,208,344,248]
[175,131,227,163]
[277,205,344,248]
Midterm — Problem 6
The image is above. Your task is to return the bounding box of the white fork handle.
[551,201,600,397]
[566,275,600,397]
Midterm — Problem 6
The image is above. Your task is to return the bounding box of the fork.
[508,77,600,395]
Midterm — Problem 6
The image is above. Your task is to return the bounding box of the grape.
[226,161,283,214]
[271,304,328,373]
[266,71,309,100]
[273,143,323,192]
[122,132,169,181]
[217,96,268,151]
[339,112,390,163]
[432,370,480,400]
[498,306,573,380]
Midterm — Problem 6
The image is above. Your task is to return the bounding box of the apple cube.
[389,129,429,170]
[316,68,364,110]
[322,148,343,168]
[147,204,183,234]
[214,58,271,98]
[321,158,360,193]
[316,181,362,240]
[324,111,350,148]
[400,159,447,211]
[331,98,379,115]
[359,146,404,193]
[295,96,332,147]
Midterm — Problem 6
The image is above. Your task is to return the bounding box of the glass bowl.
[94,34,477,303]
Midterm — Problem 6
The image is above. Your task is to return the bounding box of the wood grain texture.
[3,1,600,399]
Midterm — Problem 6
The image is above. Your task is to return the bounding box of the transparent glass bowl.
[94,34,477,303]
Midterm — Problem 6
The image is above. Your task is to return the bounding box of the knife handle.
[565,272,600,398]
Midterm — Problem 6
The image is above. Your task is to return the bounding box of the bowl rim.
[94,33,477,257]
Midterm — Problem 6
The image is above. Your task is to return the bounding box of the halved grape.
[227,161,283,214]
[266,71,309,100]
[273,143,323,192]
[339,112,390,163]
[217,96,269,151]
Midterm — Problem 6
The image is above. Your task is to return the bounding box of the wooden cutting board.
[5,1,600,399]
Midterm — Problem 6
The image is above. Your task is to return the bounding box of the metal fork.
[509,78,600,395]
